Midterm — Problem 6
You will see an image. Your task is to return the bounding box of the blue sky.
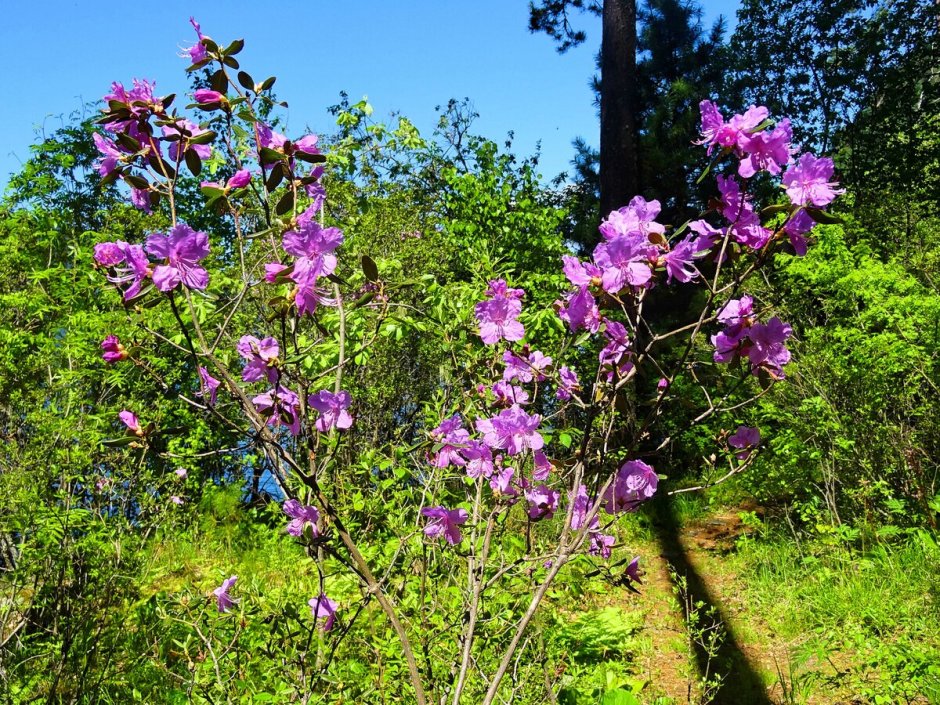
[0,1,739,189]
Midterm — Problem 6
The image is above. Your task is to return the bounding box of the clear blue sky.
[0,1,739,189]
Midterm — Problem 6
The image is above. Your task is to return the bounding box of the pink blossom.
[309,594,337,631]
[213,576,238,613]
[198,366,220,406]
[525,484,560,520]
[475,279,525,345]
[119,410,143,435]
[145,224,210,292]
[283,499,320,538]
[308,390,353,432]
[475,406,544,456]
[421,506,468,545]
[237,335,280,383]
[603,460,659,514]
[728,426,761,459]
[252,386,301,436]
[782,153,844,207]
[101,335,128,363]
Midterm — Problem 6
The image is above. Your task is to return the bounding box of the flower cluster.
[475,279,525,344]
[711,296,793,379]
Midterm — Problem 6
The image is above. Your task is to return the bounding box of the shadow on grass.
[652,496,773,705]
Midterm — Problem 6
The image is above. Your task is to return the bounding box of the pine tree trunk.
[600,0,639,218]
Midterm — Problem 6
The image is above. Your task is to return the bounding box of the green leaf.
[184,149,202,177]
[805,207,843,225]
[237,71,255,92]
[275,190,294,216]
[361,255,379,282]
[224,39,245,56]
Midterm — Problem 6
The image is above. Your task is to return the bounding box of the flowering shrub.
[86,21,840,704]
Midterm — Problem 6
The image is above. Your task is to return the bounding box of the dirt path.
[628,503,791,704]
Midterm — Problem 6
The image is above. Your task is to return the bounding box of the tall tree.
[530,0,639,216]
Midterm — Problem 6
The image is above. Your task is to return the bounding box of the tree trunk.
[600,0,639,218]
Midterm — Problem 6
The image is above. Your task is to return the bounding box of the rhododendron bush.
[84,21,840,703]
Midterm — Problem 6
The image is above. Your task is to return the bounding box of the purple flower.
[491,381,530,407]
[657,377,669,391]
[562,255,602,287]
[252,386,301,436]
[590,532,616,559]
[738,119,793,178]
[170,495,184,506]
[282,221,343,282]
[175,468,188,479]
[283,499,320,538]
[625,556,642,586]
[502,350,533,383]
[429,415,469,468]
[119,410,143,436]
[198,366,220,406]
[475,406,544,456]
[782,153,844,207]
[237,335,280,383]
[489,466,517,497]
[96,241,152,300]
[145,224,210,292]
[101,335,128,363]
[688,220,724,254]
[570,485,593,531]
[599,321,633,380]
[747,317,792,379]
[309,594,337,631]
[227,169,252,190]
[421,506,468,545]
[783,210,815,256]
[183,17,208,64]
[93,133,124,177]
[697,101,769,155]
[594,234,655,293]
[264,262,288,283]
[130,188,152,214]
[603,460,658,514]
[599,197,666,241]
[475,279,525,345]
[525,484,560,520]
[556,365,580,401]
[663,235,700,283]
[194,88,226,104]
[557,286,601,333]
[728,426,761,459]
[533,450,553,481]
[213,575,238,613]
[162,119,212,162]
[463,440,494,479]
[309,390,353,432]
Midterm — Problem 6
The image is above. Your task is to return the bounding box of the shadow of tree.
[652,497,774,705]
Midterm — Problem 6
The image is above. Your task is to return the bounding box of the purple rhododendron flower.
[604,460,659,514]
[309,390,353,432]
[525,484,560,520]
[162,119,212,162]
[252,386,301,436]
[198,366,220,406]
[556,365,580,401]
[194,88,225,104]
[421,506,468,545]
[227,169,252,189]
[697,101,769,154]
[594,234,655,293]
[170,495,184,506]
[213,575,238,613]
[782,153,844,207]
[309,594,337,631]
[590,532,616,559]
[738,119,793,178]
[96,241,152,300]
[145,224,210,292]
[429,415,470,468]
[283,499,320,538]
[93,133,124,177]
[264,262,288,283]
[562,255,602,287]
[626,556,642,586]
[119,410,143,435]
[533,450,553,481]
[570,485,594,531]
[101,335,127,363]
[491,381,530,407]
[130,188,152,214]
[783,210,815,256]
[663,235,700,283]
[183,17,208,64]
[476,406,544,456]
[475,279,525,345]
[175,468,188,479]
[489,465,517,497]
[502,350,533,383]
[716,176,772,250]
[237,335,280,383]
[728,425,761,459]
[463,440,495,479]
[282,220,343,282]
[747,317,792,379]
[599,320,633,380]
[557,285,601,333]
[599,196,666,241]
